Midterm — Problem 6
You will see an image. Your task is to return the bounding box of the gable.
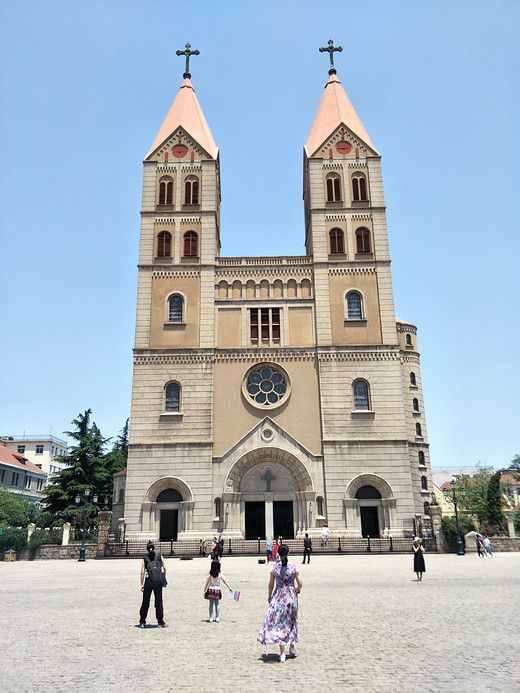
[146,127,215,163]
[309,124,379,160]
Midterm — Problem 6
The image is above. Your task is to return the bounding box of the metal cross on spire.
[176,42,200,79]
[319,39,343,75]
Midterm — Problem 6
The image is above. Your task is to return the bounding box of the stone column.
[62,522,71,546]
[27,523,36,541]
[117,518,126,542]
[97,510,113,557]
[265,495,274,538]
[506,512,516,537]
[344,498,359,537]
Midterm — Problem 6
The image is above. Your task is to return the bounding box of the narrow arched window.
[157,231,172,257]
[214,498,221,519]
[326,173,341,202]
[168,294,183,322]
[355,227,371,253]
[118,488,124,503]
[346,291,363,320]
[421,476,428,491]
[406,334,413,346]
[418,451,425,466]
[410,372,416,386]
[165,382,180,412]
[416,422,422,436]
[183,231,198,257]
[317,496,324,516]
[353,379,370,410]
[413,398,419,412]
[159,176,173,205]
[185,176,199,204]
[329,228,344,254]
[352,172,368,201]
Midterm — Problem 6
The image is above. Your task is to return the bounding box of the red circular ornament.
[336,141,352,155]
[172,144,188,158]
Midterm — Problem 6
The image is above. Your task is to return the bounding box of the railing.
[104,535,437,558]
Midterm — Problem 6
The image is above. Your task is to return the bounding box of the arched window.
[214,498,221,519]
[416,422,422,436]
[329,228,345,254]
[352,172,368,201]
[410,372,416,386]
[118,488,124,503]
[157,231,172,257]
[326,173,341,202]
[168,294,184,322]
[165,382,181,412]
[184,175,199,204]
[406,333,413,346]
[316,496,324,516]
[183,231,198,257]
[355,227,371,253]
[346,291,363,320]
[421,476,428,491]
[424,501,430,515]
[418,451,425,466]
[159,176,173,205]
[413,398,419,412]
[353,379,370,410]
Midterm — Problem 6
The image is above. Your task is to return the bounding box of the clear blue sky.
[1,1,518,470]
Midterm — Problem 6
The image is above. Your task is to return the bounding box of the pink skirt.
[205,587,222,600]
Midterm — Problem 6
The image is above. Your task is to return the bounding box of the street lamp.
[443,479,466,556]
[75,487,98,562]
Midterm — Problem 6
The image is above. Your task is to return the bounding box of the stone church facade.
[118,48,433,542]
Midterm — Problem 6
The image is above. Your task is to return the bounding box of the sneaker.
[279,654,286,663]
[289,645,298,657]
[215,618,219,622]
[209,617,214,622]
[158,622,169,628]
[140,623,145,629]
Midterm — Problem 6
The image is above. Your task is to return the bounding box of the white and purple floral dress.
[257,562,299,646]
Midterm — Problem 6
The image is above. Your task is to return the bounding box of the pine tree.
[103,419,129,507]
[42,410,109,526]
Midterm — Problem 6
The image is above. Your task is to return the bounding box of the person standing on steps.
[139,541,168,628]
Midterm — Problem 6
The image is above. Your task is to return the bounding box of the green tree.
[0,486,30,527]
[42,410,110,527]
[509,454,520,481]
[455,466,492,522]
[486,471,505,528]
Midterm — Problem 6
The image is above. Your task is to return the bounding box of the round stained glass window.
[243,363,290,408]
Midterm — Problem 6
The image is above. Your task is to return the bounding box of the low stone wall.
[30,544,98,560]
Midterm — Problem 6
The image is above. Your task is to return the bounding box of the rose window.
[244,365,289,407]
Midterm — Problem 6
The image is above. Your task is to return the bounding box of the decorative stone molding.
[317,350,399,362]
[329,266,375,276]
[152,270,200,278]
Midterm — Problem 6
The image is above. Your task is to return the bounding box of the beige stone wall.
[329,269,382,345]
[212,356,322,458]
[149,273,200,348]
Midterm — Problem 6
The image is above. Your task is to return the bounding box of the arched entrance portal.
[157,488,182,541]
[345,474,397,538]
[223,449,314,539]
[141,477,194,540]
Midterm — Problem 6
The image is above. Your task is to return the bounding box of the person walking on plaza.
[203,559,233,623]
[302,533,312,564]
[139,541,168,628]
[483,535,493,558]
[475,534,485,558]
[266,535,274,563]
[199,538,207,558]
[273,536,282,563]
[258,544,302,662]
[413,537,426,581]
[210,536,219,561]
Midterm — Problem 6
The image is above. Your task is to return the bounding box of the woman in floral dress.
[258,544,303,662]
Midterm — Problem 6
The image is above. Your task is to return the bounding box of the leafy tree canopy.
[42,410,128,526]
[0,486,31,527]
[454,466,492,522]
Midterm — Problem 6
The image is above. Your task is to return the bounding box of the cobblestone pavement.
[2,552,519,692]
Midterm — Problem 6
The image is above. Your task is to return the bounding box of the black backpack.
[145,553,163,586]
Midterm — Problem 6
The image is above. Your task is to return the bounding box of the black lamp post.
[75,487,98,562]
[443,479,466,556]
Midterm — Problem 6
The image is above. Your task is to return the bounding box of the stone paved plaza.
[2,552,519,692]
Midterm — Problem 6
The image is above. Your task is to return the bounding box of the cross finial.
[319,39,343,75]
[176,42,200,79]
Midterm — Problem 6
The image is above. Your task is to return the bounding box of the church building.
[119,42,433,542]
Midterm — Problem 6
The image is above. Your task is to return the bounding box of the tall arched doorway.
[356,485,382,537]
[157,488,182,541]
[345,474,397,538]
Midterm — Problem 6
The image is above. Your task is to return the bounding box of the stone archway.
[344,474,397,537]
[222,448,314,539]
[141,476,194,539]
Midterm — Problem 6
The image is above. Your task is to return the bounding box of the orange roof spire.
[146,44,218,160]
[305,41,378,157]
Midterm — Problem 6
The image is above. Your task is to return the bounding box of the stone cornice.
[317,347,400,362]
[329,266,375,276]
[215,267,312,279]
[152,269,200,279]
